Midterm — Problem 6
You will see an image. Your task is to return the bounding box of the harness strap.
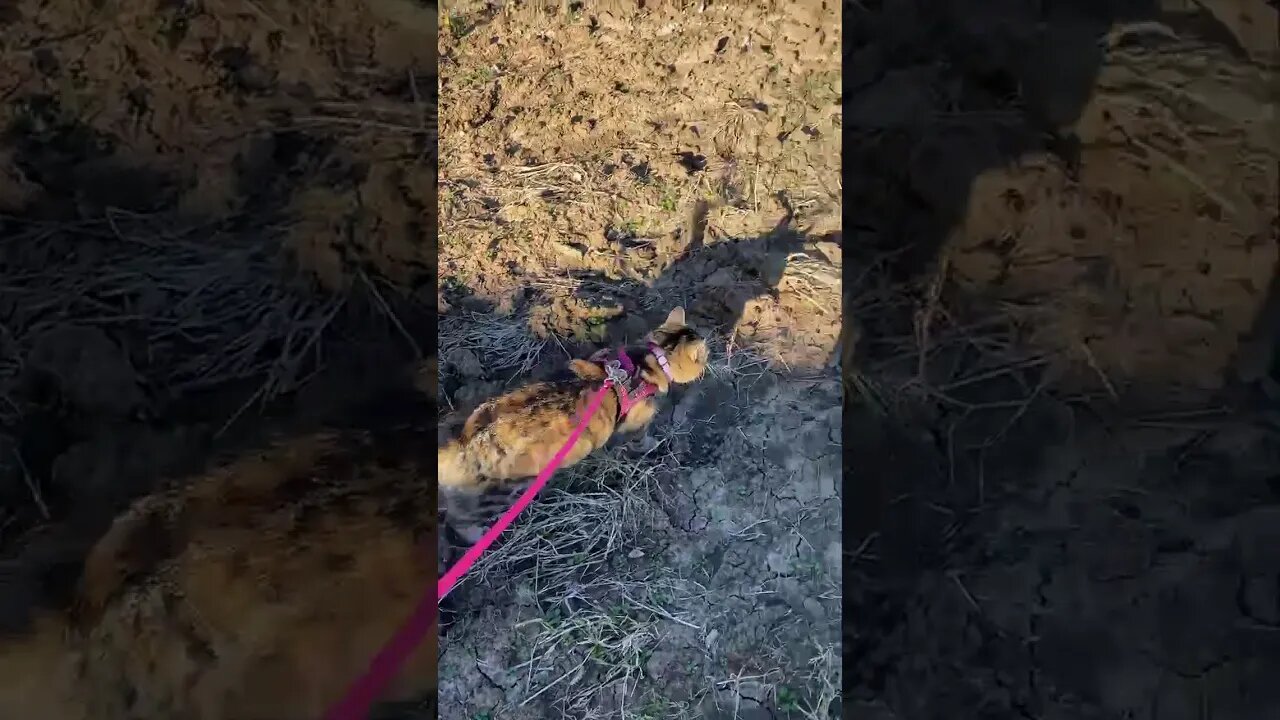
[615,376,657,416]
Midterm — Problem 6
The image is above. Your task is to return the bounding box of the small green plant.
[441,275,472,298]
[659,188,678,212]
[462,66,495,86]
[777,686,801,712]
[585,315,609,342]
[446,12,472,39]
[637,699,667,720]
[792,558,825,580]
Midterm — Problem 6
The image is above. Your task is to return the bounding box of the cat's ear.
[662,306,686,328]
[569,359,606,381]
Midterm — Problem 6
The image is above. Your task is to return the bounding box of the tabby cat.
[0,426,437,720]
[437,307,709,491]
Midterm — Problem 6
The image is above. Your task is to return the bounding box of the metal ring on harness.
[604,360,629,386]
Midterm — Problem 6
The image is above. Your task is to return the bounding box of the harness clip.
[604,360,629,386]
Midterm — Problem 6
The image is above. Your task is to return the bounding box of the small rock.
[813,240,841,265]
[554,242,586,261]
[766,550,791,574]
[449,348,484,378]
[627,548,645,559]
[704,628,719,649]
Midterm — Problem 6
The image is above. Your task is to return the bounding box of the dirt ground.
[436,2,842,718]
[842,2,1279,720]
[0,0,1275,718]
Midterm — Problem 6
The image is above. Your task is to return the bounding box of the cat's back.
[6,426,437,720]
[459,376,590,441]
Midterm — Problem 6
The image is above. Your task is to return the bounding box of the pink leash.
[323,377,619,720]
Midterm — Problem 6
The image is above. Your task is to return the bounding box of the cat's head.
[647,307,709,383]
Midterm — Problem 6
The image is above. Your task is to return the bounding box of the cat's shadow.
[568,198,838,361]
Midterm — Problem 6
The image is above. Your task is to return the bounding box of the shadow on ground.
[841,1,1280,718]
[565,200,839,354]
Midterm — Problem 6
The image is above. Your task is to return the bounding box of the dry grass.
[779,249,841,318]
[705,333,777,401]
[0,213,345,431]
[445,444,709,716]
[463,448,660,598]
[794,643,841,720]
[702,639,840,720]
[510,573,704,716]
[437,309,547,383]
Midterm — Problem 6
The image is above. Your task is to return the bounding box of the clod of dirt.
[25,325,147,419]
[211,47,277,95]
[675,151,708,175]
[554,241,588,261]
[446,348,484,379]
[629,160,652,182]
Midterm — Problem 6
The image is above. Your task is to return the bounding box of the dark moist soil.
[842,2,1279,720]
[0,0,437,649]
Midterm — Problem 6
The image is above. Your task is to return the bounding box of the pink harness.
[593,342,675,417]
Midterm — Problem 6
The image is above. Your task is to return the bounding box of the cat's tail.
[437,439,477,488]
[0,613,84,719]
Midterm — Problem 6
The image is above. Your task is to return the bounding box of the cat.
[437,307,709,491]
[0,427,437,720]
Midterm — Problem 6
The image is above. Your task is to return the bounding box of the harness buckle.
[604,360,629,386]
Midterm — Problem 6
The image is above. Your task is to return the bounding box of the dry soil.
[437,1,843,719]
[0,1,1276,720]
